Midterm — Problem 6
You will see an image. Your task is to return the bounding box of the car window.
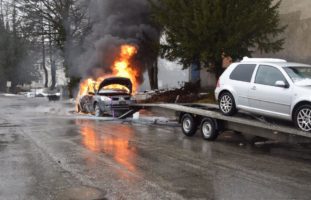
[230,64,256,82]
[255,65,287,86]
[284,66,311,84]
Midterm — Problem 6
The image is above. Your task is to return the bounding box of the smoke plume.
[72,0,160,84]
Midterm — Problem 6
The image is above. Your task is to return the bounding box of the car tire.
[181,114,198,136]
[77,104,81,113]
[219,92,237,116]
[94,103,102,117]
[293,104,311,132]
[200,118,218,141]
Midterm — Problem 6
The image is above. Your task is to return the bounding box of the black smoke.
[72,0,160,83]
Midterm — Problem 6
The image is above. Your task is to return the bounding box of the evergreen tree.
[150,0,286,78]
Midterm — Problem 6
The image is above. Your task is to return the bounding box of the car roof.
[279,63,311,67]
[239,62,311,67]
[238,57,311,68]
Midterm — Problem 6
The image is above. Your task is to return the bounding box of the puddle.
[0,123,21,128]
[0,133,18,151]
[0,142,8,151]
[55,186,107,200]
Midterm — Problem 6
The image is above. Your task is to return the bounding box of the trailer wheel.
[181,114,198,136]
[200,118,218,141]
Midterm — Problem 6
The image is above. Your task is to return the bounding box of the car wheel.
[94,103,102,117]
[181,114,198,136]
[294,104,311,132]
[219,92,237,116]
[200,118,218,141]
[77,104,81,113]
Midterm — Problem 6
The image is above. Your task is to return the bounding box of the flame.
[78,78,97,97]
[77,44,139,100]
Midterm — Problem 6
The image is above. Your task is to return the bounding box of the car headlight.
[100,96,111,101]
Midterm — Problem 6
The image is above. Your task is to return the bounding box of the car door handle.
[251,86,256,90]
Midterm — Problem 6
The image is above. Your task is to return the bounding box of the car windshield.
[98,88,129,95]
[284,66,311,86]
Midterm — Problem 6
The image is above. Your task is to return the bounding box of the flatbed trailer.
[120,103,311,143]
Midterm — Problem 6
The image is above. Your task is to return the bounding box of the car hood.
[98,77,132,94]
[295,79,311,87]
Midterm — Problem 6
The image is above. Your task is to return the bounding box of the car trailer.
[119,103,311,143]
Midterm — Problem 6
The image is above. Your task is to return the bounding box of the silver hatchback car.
[215,57,311,132]
[77,77,135,117]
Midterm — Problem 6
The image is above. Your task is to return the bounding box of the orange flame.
[77,44,139,99]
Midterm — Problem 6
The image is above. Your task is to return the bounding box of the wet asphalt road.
[1,95,311,200]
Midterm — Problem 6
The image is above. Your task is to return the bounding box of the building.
[261,0,311,64]
[138,1,311,91]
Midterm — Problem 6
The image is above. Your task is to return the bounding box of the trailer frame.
[120,103,311,143]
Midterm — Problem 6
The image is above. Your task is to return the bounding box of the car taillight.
[216,79,220,88]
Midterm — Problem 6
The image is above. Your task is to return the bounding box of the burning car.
[77,77,135,117]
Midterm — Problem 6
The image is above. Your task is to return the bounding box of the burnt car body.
[77,77,135,117]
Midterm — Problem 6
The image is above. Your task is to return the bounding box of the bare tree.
[0,0,40,91]
[19,0,91,89]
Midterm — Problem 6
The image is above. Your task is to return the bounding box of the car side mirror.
[275,80,288,88]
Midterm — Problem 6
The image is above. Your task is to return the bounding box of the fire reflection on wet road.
[78,120,137,172]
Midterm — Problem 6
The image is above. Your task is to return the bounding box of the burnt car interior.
[97,77,132,94]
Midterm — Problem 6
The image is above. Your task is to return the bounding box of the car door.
[248,65,292,117]
[228,64,257,107]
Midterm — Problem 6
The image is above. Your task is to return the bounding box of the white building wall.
[140,58,189,91]
[259,0,311,63]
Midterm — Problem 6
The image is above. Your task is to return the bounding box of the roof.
[241,57,287,63]
[279,63,311,67]
[240,57,311,68]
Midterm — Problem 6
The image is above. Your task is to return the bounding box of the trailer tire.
[181,114,198,136]
[200,118,218,141]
